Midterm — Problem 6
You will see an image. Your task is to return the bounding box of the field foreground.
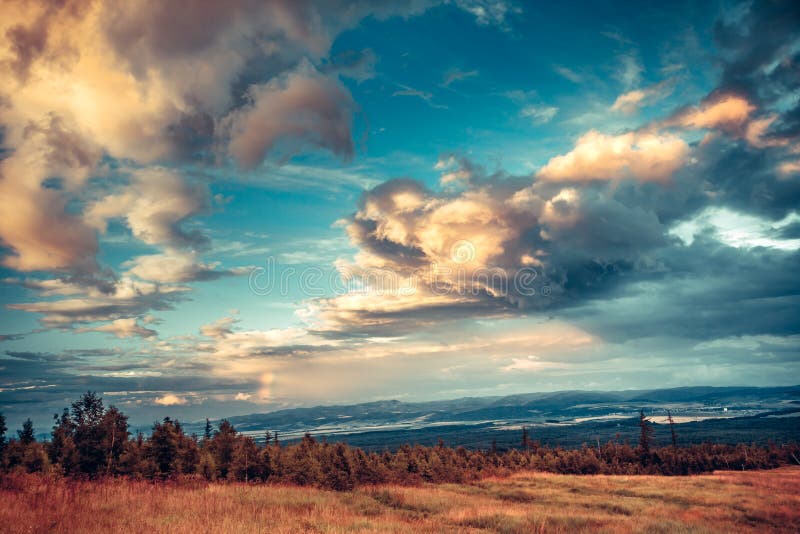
[1,467,798,533]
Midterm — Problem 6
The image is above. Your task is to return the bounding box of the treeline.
[0,393,797,490]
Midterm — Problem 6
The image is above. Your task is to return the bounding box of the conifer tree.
[231,436,259,482]
[203,418,213,444]
[638,409,654,457]
[71,392,107,474]
[18,419,35,445]
[211,420,237,478]
[49,408,78,473]
[0,412,7,456]
[148,418,180,477]
[667,410,678,448]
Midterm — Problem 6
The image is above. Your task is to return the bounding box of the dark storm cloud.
[775,221,800,239]
[692,138,800,220]
[713,0,800,102]
[563,235,800,342]
[713,0,800,140]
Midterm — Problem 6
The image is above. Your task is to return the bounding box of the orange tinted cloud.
[673,95,755,132]
[537,130,689,182]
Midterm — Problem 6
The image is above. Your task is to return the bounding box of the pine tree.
[148,418,180,477]
[231,436,259,482]
[203,418,213,444]
[71,391,107,475]
[49,408,78,474]
[667,410,678,448]
[521,427,530,449]
[177,429,200,475]
[18,419,35,445]
[211,420,237,478]
[198,448,217,480]
[638,409,653,457]
[0,412,7,457]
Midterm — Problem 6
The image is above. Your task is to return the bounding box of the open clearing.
[1,467,798,533]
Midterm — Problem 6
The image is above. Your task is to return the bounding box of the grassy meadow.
[1,466,798,533]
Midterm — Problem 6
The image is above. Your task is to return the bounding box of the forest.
[1,393,798,491]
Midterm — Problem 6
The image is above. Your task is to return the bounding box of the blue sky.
[0,0,799,430]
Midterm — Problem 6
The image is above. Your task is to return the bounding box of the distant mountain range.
[183,385,800,449]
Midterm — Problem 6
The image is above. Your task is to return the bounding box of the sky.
[0,0,799,430]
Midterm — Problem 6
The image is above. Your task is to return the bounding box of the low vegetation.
[1,393,798,489]
[1,467,798,533]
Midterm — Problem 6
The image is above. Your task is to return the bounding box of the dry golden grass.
[1,467,798,533]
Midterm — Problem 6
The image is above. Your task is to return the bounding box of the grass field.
[1,467,798,533]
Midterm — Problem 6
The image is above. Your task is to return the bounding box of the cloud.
[0,0,437,326]
[154,394,188,406]
[201,316,239,339]
[713,0,800,121]
[0,117,101,273]
[223,63,355,169]
[302,162,674,337]
[5,350,77,363]
[435,155,480,186]
[611,79,676,114]
[600,30,634,46]
[662,94,791,150]
[124,249,250,284]
[536,130,690,182]
[321,48,378,82]
[553,64,583,83]
[78,318,158,339]
[614,53,643,89]
[392,84,447,109]
[7,278,189,329]
[453,1,520,28]
[670,94,755,133]
[779,160,800,175]
[520,105,559,125]
[442,68,479,87]
[86,168,210,248]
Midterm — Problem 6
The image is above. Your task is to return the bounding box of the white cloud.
[669,208,800,250]
[520,105,558,125]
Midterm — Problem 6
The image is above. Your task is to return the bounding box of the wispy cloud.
[442,68,479,88]
[611,78,677,114]
[520,105,559,125]
[392,84,448,109]
[553,64,584,83]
